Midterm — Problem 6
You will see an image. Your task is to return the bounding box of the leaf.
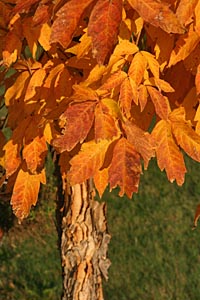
[123,120,155,169]
[71,85,99,101]
[5,71,30,106]
[88,0,122,64]
[24,68,46,101]
[50,0,94,48]
[108,138,142,198]
[11,166,45,220]
[68,139,112,185]
[119,77,134,118]
[3,140,21,177]
[127,0,184,34]
[13,0,40,14]
[23,136,48,174]
[141,51,160,79]
[95,102,120,141]
[100,70,127,90]
[168,25,200,67]
[112,39,138,57]
[128,52,147,85]
[193,204,200,229]
[170,108,200,162]
[195,0,200,36]
[152,119,186,185]
[176,0,198,27]
[94,168,108,197]
[138,84,148,112]
[53,101,96,152]
[155,78,175,93]
[195,64,200,95]
[147,86,170,120]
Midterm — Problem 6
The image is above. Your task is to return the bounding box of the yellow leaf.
[38,23,51,51]
[24,68,46,102]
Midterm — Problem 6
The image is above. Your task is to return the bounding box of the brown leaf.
[127,0,184,34]
[152,119,186,185]
[13,0,40,14]
[53,101,96,152]
[108,138,142,198]
[68,139,112,185]
[123,120,155,169]
[50,0,94,48]
[88,0,122,64]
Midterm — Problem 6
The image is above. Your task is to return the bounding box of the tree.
[1,0,200,298]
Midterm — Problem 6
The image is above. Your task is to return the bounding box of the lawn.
[1,155,200,300]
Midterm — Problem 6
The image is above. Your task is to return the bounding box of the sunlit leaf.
[152,119,186,185]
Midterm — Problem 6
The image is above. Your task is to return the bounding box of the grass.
[1,155,200,299]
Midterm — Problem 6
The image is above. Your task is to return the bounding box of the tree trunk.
[60,179,111,300]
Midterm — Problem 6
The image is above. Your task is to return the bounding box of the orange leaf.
[176,0,198,26]
[94,168,108,198]
[50,0,94,48]
[168,25,200,67]
[152,119,186,185]
[68,139,112,185]
[170,108,200,162]
[128,52,147,85]
[141,51,160,79]
[195,64,200,95]
[88,0,122,64]
[108,138,142,198]
[72,84,99,102]
[11,166,45,220]
[138,84,148,112]
[147,86,170,120]
[100,70,127,90]
[123,120,155,169]
[23,136,48,174]
[53,102,96,152]
[127,0,184,34]
[13,0,40,14]
[24,68,46,101]
[193,204,200,229]
[3,140,21,177]
[95,102,120,141]
[119,77,134,118]
[195,0,200,36]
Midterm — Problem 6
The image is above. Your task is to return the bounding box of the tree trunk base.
[61,180,111,300]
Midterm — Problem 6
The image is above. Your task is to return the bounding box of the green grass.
[1,155,200,300]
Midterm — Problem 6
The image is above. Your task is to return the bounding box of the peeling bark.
[61,179,111,300]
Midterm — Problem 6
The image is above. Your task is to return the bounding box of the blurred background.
[1,155,200,300]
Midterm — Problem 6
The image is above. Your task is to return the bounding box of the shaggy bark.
[61,179,111,300]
